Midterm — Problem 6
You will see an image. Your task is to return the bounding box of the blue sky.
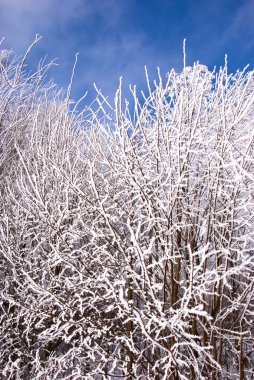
[0,0,253,104]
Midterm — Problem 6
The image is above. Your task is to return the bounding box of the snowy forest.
[0,43,254,380]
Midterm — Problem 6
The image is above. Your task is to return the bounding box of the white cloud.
[0,0,124,51]
[0,0,181,102]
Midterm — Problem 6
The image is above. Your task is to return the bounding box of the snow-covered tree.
[0,44,253,379]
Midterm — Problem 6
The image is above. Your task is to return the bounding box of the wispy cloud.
[222,0,254,51]
[0,0,181,102]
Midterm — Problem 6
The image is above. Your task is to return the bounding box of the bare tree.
[0,44,253,379]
